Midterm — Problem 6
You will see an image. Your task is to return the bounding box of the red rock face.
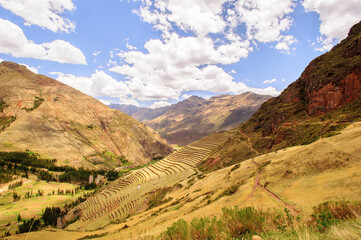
[306,70,361,116]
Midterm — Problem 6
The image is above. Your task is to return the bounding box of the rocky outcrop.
[307,69,361,115]
[245,21,361,136]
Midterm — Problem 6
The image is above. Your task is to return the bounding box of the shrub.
[222,206,265,238]
[17,217,41,233]
[190,217,224,239]
[8,180,23,189]
[12,192,21,202]
[162,219,189,240]
[311,201,361,232]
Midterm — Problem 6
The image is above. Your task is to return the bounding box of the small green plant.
[22,96,45,112]
[162,219,189,240]
[230,163,240,172]
[190,217,224,239]
[222,206,265,238]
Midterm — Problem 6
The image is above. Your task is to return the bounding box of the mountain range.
[110,92,271,146]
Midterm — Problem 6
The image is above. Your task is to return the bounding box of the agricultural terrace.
[66,133,229,230]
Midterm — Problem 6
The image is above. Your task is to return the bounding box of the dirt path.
[0,178,32,194]
[238,131,301,214]
[238,130,259,155]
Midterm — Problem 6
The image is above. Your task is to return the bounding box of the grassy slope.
[8,121,361,239]
[0,178,92,236]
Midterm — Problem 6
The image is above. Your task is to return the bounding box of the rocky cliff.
[202,21,361,171]
[0,62,172,169]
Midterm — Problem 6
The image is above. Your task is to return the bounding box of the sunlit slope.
[0,61,172,168]
[11,122,361,240]
[64,133,230,230]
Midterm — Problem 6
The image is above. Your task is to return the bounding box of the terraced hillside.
[64,133,229,230]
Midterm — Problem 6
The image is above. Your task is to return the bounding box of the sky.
[0,0,360,109]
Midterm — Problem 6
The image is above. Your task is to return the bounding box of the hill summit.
[0,61,172,169]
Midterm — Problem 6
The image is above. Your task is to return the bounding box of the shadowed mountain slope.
[0,62,172,169]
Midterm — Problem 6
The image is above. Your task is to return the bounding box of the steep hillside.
[0,62,172,169]
[148,93,272,146]
[108,104,170,122]
[11,121,361,239]
[202,21,361,170]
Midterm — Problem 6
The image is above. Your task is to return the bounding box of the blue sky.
[0,0,360,108]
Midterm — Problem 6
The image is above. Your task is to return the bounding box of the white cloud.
[21,63,38,73]
[0,0,75,33]
[181,93,191,99]
[314,36,334,52]
[150,101,172,109]
[93,51,101,56]
[229,70,236,74]
[275,35,298,54]
[263,78,277,84]
[281,78,286,82]
[126,43,137,50]
[233,0,296,43]
[303,0,361,51]
[109,32,280,100]
[0,18,86,64]
[50,70,141,106]
[0,59,3,62]
[99,99,111,105]
[50,70,130,98]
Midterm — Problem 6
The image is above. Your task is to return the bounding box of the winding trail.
[238,130,301,214]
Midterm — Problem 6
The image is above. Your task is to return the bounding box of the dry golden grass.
[6,122,361,239]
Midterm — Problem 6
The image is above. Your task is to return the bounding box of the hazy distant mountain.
[108,104,170,122]
[0,61,172,169]
[147,93,272,145]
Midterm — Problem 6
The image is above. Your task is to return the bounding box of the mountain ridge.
[0,61,173,169]
[201,20,361,170]
[147,92,272,145]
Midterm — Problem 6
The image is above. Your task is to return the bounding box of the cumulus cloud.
[50,70,140,106]
[150,101,172,109]
[181,93,192,99]
[50,70,130,98]
[21,63,38,73]
[93,51,101,56]
[0,0,75,33]
[126,43,137,50]
[303,0,361,51]
[233,0,295,43]
[134,0,297,49]
[105,0,293,102]
[0,18,86,64]
[263,78,277,84]
[108,34,268,100]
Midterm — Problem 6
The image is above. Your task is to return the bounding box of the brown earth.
[0,61,172,169]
